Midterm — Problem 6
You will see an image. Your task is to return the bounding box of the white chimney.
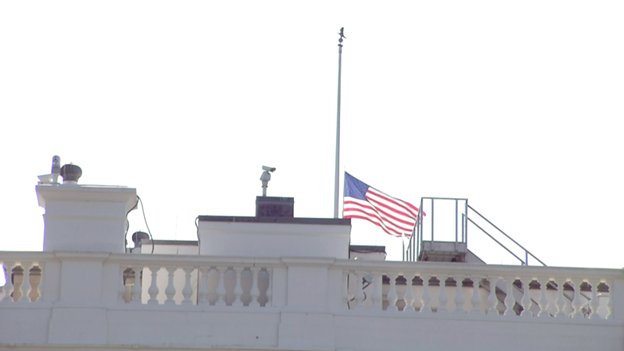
[36,182,137,253]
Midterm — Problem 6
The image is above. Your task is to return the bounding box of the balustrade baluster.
[1,262,15,303]
[537,279,548,318]
[9,264,22,302]
[232,266,243,307]
[386,273,398,312]
[147,266,159,305]
[181,267,194,304]
[131,266,143,304]
[208,266,221,305]
[454,276,465,314]
[571,280,585,318]
[216,267,227,306]
[18,263,32,304]
[120,267,131,303]
[518,278,531,317]
[470,276,481,315]
[438,275,448,313]
[28,264,42,302]
[487,277,498,316]
[164,267,177,304]
[197,267,209,305]
[503,279,515,317]
[557,280,574,318]
[589,281,600,319]
[550,279,561,318]
[603,282,612,320]
[370,272,382,310]
[555,280,568,318]
[250,266,260,307]
[263,268,272,307]
[544,279,557,317]
[403,274,415,312]
[421,274,431,314]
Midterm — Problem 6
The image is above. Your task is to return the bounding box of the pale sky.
[1,1,623,268]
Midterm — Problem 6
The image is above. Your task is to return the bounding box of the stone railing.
[1,252,622,322]
[113,255,280,307]
[0,253,48,304]
[336,260,619,320]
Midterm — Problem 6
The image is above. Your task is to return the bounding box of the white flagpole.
[334,27,345,218]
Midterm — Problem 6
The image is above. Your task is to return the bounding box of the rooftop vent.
[131,231,150,248]
[60,164,82,183]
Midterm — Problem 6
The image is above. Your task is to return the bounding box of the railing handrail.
[404,197,547,266]
[4,251,618,278]
[466,216,525,265]
[332,257,623,278]
[468,205,547,266]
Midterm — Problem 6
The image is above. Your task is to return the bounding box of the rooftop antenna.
[38,155,62,184]
[334,27,346,218]
[260,166,276,196]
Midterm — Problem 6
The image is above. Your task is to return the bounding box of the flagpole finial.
[338,27,346,45]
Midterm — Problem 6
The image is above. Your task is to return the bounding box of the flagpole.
[334,27,345,219]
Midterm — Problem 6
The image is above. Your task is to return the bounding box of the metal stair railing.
[466,205,546,266]
[404,198,546,266]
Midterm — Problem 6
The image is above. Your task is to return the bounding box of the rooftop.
[1,166,623,351]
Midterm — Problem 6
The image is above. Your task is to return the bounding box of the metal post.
[431,199,435,242]
[464,200,468,244]
[455,199,458,250]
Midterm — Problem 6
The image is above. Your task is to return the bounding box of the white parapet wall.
[197,216,352,259]
[1,252,623,351]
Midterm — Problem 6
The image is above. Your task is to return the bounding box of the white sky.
[1,1,623,268]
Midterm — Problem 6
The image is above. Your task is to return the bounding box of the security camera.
[262,166,276,172]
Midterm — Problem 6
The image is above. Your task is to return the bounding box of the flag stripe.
[358,198,415,232]
[366,191,417,227]
[343,199,412,235]
[368,188,419,219]
[343,201,406,237]
[343,172,422,238]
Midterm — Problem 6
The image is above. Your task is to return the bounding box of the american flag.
[343,172,421,238]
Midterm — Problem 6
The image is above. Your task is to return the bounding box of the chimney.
[36,164,137,253]
[255,196,294,218]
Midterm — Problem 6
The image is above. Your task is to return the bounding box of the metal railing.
[405,197,545,266]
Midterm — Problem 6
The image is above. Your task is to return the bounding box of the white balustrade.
[336,261,618,321]
[0,252,620,323]
[112,256,276,307]
[0,259,44,304]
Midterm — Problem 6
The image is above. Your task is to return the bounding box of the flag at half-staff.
[343,172,422,238]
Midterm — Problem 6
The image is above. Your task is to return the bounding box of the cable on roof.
[137,195,155,254]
